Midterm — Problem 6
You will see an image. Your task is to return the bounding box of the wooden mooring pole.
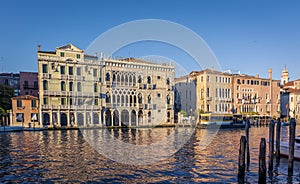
[259,138,266,184]
[268,120,275,176]
[288,118,296,176]
[275,118,281,162]
[245,119,250,170]
[238,136,246,183]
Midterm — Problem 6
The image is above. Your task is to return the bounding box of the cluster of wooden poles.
[238,118,297,184]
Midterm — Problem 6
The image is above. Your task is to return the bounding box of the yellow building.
[175,69,233,116]
[37,44,174,127]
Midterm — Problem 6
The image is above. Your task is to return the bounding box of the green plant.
[179,110,187,117]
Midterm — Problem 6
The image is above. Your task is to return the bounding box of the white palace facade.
[38,44,174,127]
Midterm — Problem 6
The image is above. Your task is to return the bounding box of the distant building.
[281,77,300,121]
[175,69,233,116]
[281,65,289,86]
[20,71,38,97]
[232,69,281,117]
[175,68,281,118]
[0,72,20,96]
[37,44,174,127]
[11,95,39,127]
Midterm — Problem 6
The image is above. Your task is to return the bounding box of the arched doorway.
[77,113,84,126]
[43,113,50,125]
[105,110,112,126]
[113,110,119,126]
[131,110,136,126]
[121,109,129,126]
[138,110,143,125]
[60,113,67,126]
[93,113,99,125]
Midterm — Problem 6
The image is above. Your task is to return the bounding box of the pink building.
[20,71,38,97]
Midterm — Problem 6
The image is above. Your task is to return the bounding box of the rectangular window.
[76,54,80,59]
[60,52,65,57]
[61,82,66,91]
[43,97,48,105]
[207,88,210,97]
[69,82,73,91]
[216,88,218,97]
[70,98,73,105]
[207,75,210,82]
[94,99,98,105]
[42,64,48,73]
[216,76,218,82]
[24,81,28,88]
[242,80,245,84]
[94,83,98,92]
[69,66,73,75]
[77,67,81,76]
[31,113,38,121]
[17,99,22,108]
[34,81,38,88]
[93,69,97,77]
[61,98,66,105]
[60,66,65,75]
[31,100,36,108]
[78,99,83,106]
[16,113,24,122]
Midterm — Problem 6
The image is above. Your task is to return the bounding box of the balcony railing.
[42,73,51,79]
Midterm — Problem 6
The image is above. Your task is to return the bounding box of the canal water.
[0,126,299,183]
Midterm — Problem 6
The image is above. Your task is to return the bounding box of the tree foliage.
[0,84,14,113]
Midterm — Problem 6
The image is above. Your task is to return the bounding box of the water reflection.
[0,127,299,183]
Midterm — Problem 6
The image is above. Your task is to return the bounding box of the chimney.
[37,45,41,52]
[268,68,272,80]
[256,74,259,78]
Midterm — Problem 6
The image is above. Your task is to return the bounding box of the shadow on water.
[0,126,299,183]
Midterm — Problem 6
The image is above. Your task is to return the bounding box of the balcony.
[23,85,38,90]
[105,103,112,108]
[42,73,51,79]
[41,104,51,109]
[138,103,144,109]
[60,75,68,80]
[167,104,173,109]
[206,97,212,101]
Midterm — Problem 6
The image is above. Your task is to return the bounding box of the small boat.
[198,113,245,129]
[0,126,24,132]
[24,127,45,131]
[276,136,300,161]
[281,122,290,126]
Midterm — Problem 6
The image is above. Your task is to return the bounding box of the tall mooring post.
[259,138,266,184]
[275,118,281,162]
[238,136,246,184]
[268,120,275,176]
[288,118,296,176]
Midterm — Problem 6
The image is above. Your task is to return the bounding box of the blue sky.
[0,0,300,80]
